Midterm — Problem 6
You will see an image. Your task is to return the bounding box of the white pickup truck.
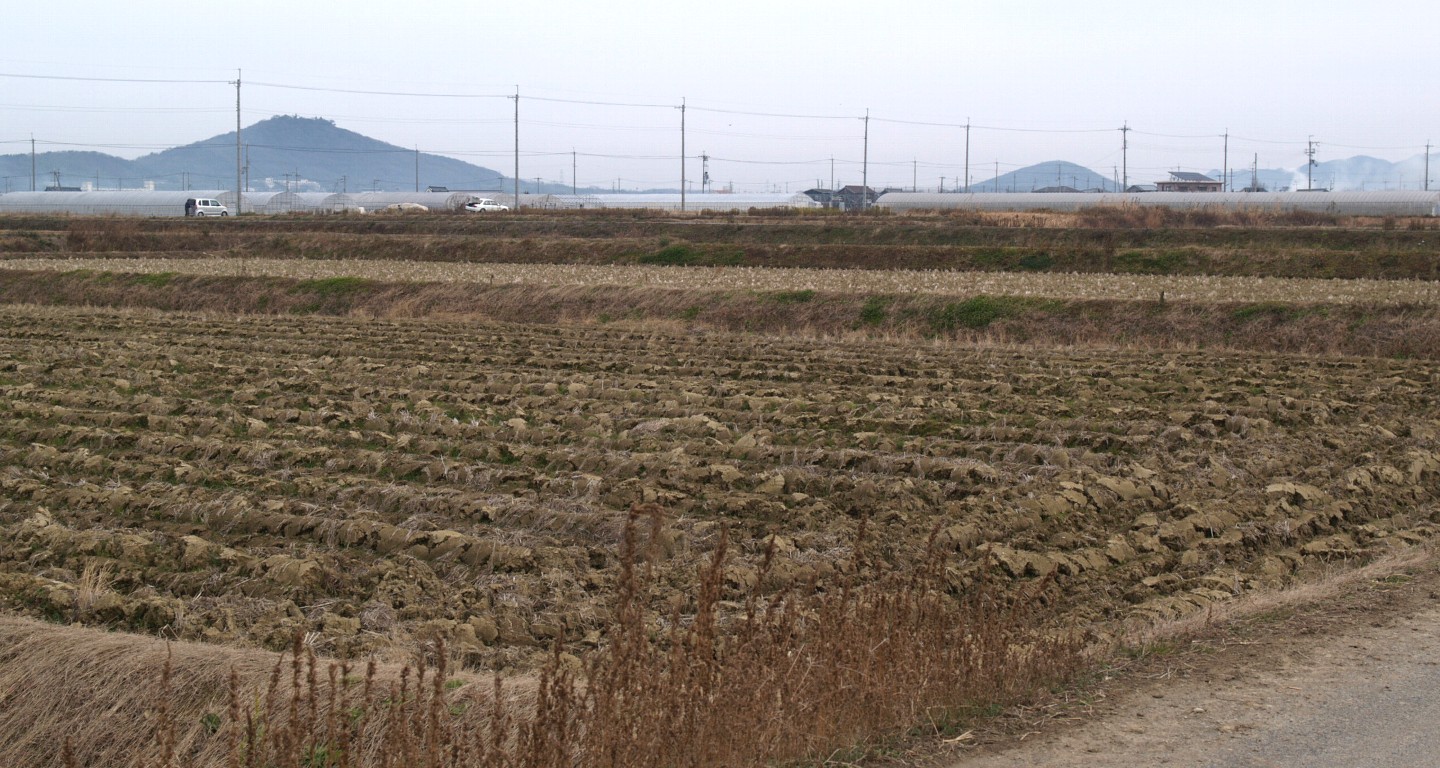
[463,198,510,213]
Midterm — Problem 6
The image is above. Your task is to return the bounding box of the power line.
[247,81,509,99]
[875,117,1114,134]
[525,95,672,109]
[0,103,227,114]
[689,105,856,120]
[0,71,228,84]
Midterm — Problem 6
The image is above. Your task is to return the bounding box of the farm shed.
[0,190,230,217]
[874,191,1440,217]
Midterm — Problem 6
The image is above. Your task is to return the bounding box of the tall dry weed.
[73,561,114,619]
[149,504,1084,767]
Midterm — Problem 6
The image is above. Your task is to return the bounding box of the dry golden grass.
[3,509,1083,768]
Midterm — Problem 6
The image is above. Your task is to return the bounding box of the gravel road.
[953,604,1440,767]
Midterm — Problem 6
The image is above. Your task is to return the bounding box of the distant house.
[802,188,842,209]
[1033,185,1081,194]
[1155,171,1222,193]
[833,185,878,211]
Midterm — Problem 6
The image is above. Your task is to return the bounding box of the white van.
[185,198,229,217]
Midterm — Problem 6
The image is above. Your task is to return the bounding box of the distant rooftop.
[1167,171,1216,182]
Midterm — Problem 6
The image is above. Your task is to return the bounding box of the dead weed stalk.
[89,504,1082,767]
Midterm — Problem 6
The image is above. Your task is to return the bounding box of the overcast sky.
[3,0,1437,191]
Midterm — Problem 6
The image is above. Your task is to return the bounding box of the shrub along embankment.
[1,267,1437,359]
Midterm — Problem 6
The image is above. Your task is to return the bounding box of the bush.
[859,296,889,325]
[930,295,1023,331]
[767,289,816,304]
[292,276,373,296]
[639,244,700,266]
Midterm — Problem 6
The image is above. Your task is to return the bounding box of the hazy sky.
[3,0,1437,191]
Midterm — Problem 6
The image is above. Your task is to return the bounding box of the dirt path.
[945,553,1440,768]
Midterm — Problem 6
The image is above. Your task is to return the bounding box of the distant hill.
[968,160,1121,193]
[4,120,1435,194]
[0,116,508,193]
[1,150,136,192]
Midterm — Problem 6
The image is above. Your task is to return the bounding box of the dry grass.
[1121,543,1438,653]
[72,561,114,619]
[3,507,1084,768]
[2,268,1437,358]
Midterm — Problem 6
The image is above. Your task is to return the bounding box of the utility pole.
[1426,141,1431,191]
[940,176,945,193]
[1305,136,1318,190]
[1222,129,1229,192]
[995,160,999,192]
[1120,121,1130,191]
[702,151,711,194]
[414,145,419,192]
[912,159,917,192]
[861,108,869,211]
[234,69,242,214]
[30,135,36,192]
[964,118,971,192]
[829,155,833,194]
[572,150,577,195]
[679,97,686,211]
[512,86,520,210]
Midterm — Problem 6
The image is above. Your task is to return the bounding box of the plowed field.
[4,212,1440,766]
[3,304,1437,673]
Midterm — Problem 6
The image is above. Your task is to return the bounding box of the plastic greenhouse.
[874,191,1440,217]
[350,191,487,211]
[553,193,820,211]
[0,190,230,217]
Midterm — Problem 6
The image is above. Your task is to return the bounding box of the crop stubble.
[1,304,1437,674]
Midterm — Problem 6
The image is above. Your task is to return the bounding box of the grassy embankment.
[0,267,1436,359]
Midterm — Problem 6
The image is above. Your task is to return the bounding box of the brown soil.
[2,304,1437,674]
